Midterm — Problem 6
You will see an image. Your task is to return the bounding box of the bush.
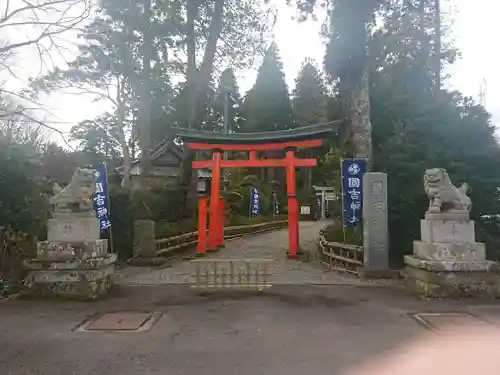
[108,187,134,260]
[0,141,46,234]
[477,215,500,261]
[155,217,198,238]
[0,227,35,296]
[322,220,362,246]
[108,184,187,259]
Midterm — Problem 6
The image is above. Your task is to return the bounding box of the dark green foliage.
[109,184,188,259]
[292,59,327,126]
[320,0,500,263]
[323,220,362,246]
[108,187,134,260]
[0,227,35,296]
[371,88,500,262]
[155,218,198,239]
[0,140,45,233]
[70,117,123,159]
[206,68,243,133]
[324,0,383,89]
[225,174,280,217]
[367,4,500,262]
[242,43,295,131]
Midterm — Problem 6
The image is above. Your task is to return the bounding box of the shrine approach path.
[116,221,392,286]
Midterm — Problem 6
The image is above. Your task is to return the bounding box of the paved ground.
[3,224,500,374]
[2,284,500,375]
[116,221,388,286]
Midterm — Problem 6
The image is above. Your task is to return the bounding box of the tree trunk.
[119,128,132,189]
[350,65,372,163]
[114,77,132,189]
[138,0,153,183]
[186,0,197,117]
[434,0,441,91]
[180,0,226,214]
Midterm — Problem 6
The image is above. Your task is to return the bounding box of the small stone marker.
[362,172,389,275]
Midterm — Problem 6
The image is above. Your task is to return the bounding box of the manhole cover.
[410,312,488,332]
[75,311,162,332]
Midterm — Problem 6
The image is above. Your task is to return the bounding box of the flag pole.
[104,163,115,254]
[249,187,253,220]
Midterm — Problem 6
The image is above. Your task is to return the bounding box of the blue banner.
[341,159,366,227]
[250,187,260,216]
[92,163,111,232]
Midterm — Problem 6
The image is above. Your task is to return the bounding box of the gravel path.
[116,221,395,286]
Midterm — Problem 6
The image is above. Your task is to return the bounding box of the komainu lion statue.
[424,168,471,214]
[49,167,96,213]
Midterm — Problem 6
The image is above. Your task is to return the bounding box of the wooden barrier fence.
[191,259,273,291]
[156,220,288,257]
[318,227,364,275]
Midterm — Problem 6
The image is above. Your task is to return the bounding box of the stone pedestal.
[127,220,167,267]
[24,216,116,300]
[403,213,500,299]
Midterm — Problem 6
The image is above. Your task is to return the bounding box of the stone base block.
[126,256,168,267]
[23,275,114,301]
[403,256,500,299]
[37,240,108,261]
[47,217,100,242]
[421,216,475,243]
[25,253,116,271]
[413,241,486,262]
[404,255,497,272]
[23,254,116,300]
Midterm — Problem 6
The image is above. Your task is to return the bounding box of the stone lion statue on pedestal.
[424,168,471,214]
[49,167,96,214]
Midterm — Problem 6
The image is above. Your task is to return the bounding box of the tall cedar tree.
[292,59,327,126]
[325,0,384,163]
[243,43,295,132]
[208,68,242,133]
[242,43,294,186]
[292,59,327,189]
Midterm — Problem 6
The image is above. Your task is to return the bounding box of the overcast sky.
[7,0,500,141]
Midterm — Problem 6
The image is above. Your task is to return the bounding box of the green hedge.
[322,220,362,246]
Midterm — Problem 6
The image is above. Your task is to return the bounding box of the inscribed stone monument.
[24,167,117,300]
[403,168,500,298]
[362,172,389,275]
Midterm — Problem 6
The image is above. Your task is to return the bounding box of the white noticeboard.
[300,206,311,215]
[324,192,337,201]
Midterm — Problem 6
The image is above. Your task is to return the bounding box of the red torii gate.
[177,123,335,259]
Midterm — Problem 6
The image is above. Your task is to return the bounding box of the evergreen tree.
[243,43,295,132]
[367,2,500,261]
[292,59,327,126]
[324,0,384,163]
[292,58,328,189]
[207,68,243,133]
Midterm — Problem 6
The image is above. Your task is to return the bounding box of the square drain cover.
[76,311,161,332]
[411,312,487,332]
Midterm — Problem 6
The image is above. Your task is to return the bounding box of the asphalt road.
[2,284,500,375]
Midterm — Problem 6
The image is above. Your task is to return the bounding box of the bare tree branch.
[0,0,93,75]
[10,109,74,150]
